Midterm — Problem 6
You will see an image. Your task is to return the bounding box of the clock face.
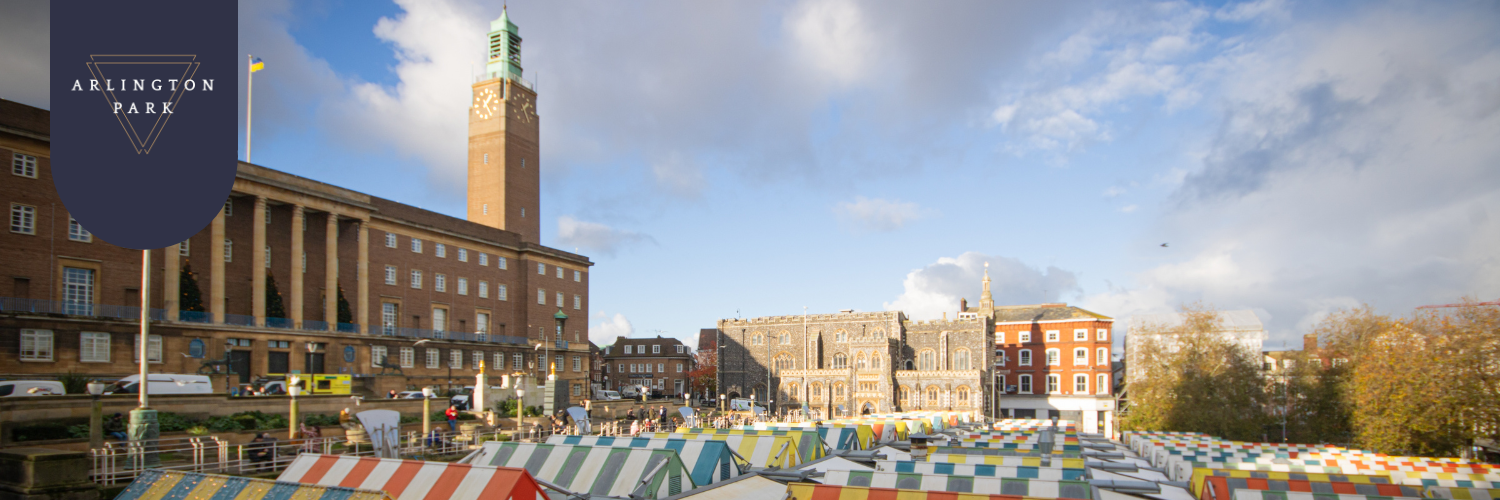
[473,88,498,119]
[514,93,536,124]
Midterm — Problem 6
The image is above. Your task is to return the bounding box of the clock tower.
[468,7,540,242]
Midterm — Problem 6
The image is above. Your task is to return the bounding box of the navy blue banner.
[50,0,236,250]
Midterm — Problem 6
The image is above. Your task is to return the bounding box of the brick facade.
[601,336,692,396]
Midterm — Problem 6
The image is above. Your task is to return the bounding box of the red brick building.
[601,336,693,397]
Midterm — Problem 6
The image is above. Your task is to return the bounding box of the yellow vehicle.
[263,374,352,395]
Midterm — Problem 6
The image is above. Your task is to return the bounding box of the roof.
[661,473,786,500]
[473,442,697,498]
[277,454,543,500]
[546,435,745,486]
[604,336,692,359]
[986,304,1114,323]
[369,196,592,266]
[119,470,392,500]
[0,99,49,138]
[1129,310,1264,334]
[698,329,717,351]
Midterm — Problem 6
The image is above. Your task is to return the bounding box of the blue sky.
[5,0,1498,352]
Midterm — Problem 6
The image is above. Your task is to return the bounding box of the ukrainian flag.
[250,57,264,73]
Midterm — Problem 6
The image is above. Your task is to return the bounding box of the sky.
[4,0,1499,353]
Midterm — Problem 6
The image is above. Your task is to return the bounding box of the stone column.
[357,221,369,333]
[290,206,304,328]
[209,208,226,323]
[324,214,339,330]
[163,241,180,320]
[252,196,267,326]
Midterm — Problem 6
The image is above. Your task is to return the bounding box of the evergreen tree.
[336,286,353,324]
[265,272,286,319]
[179,261,205,312]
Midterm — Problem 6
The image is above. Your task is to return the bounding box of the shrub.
[399,415,420,424]
[524,406,542,417]
[68,424,90,439]
[14,422,74,442]
[57,371,92,395]
[206,417,242,432]
[156,412,199,432]
[186,426,209,435]
[303,414,340,427]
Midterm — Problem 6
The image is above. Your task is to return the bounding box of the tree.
[1276,349,1353,444]
[179,261,205,313]
[265,273,286,319]
[335,286,352,325]
[1121,303,1271,440]
[687,349,717,397]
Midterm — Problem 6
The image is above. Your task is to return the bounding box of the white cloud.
[590,311,634,346]
[1214,0,1288,23]
[1103,186,1127,198]
[786,0,876,88]
[835,196,931,232]
[556,216,655,257]
[885,252,1082,321]
[1119,204,1139,213]
[650,151,706,198]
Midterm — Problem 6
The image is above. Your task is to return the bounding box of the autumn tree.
[1275,348,1353,444]
[687,349,717,397]
[1122,303,1271,440]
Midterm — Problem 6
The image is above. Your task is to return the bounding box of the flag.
[250,57,264,73]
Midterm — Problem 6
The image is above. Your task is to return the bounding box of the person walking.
[445,405,459,432]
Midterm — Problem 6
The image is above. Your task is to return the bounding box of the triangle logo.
[84,54,201,154]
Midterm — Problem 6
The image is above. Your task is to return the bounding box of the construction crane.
[1417,299,1500,309]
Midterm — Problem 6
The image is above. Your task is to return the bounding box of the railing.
[179,310,212,323]
[303,320,330,332]
[0,297,166,321]
[224,314,256,327]
[266,317,294,329]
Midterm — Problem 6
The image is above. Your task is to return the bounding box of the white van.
[108,374,214,395]
[0,380,65,397]
[594,390,621,401]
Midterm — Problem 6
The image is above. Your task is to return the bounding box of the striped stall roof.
[673,428,826,461]
[1425,487,1500,500]
[544,435,744,486]
[277,455,543,500]
[119,470,393,500]
[738,423,875,450]
[472,442,696,499]
[1200,474,1423,500]
[786,482,1059,500]
[1176,463,1359,483]
[640,432,803,469]
[875,460,1086,481]
[822,471,1091,499]
[1188,469,1395,498]
[926,454,1086,469]
[1228,491,1420,500]
[832,419,910,441]
[1382,471,1499,489]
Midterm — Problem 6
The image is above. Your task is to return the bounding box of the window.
[432,307,447,332]
[779,332,790,344]
[410,270,422,289]
[572,383,581,397]
[450,350,462,369]
[426,348,439,368]
[574,270,581,282]
[1074,347,1088,365]
[1097,347,1108,365]
[224,238,233,262]
[385,232,397,247]
[1098,329,1109,341]
[1046,348,1060,366]
[572,355,581,371]
[774,355,793,373]
[556,266,563,279]
[80,332,110,362]
[996,350,1006,366]
[457,277,468,295]
[132,334,162,363]
[62,267,94,315]
[835,330,846,342]
[478,253,488,266]
[918,349,936,371]
[381,303,398,335]
[435,243,446,258]
[12,152,37,178]
[957,386,969,405]
[435,274,447,292]
[1019,349,1032,366]
[1019,331,1031,343]
[897,386,908,404]
[11,204,35,234]
[751,333,764,345]
[1098,373,1109,395]
[996,332,1004,344]
[223,199,233,216]
[856,354,867,370]
[926,387,939,405]
[498,256,507,269]
[476,312,489,334]
[573,294,581,309]
[1046,330,1060,342]
[264,205,272,224]
[832,353,847,369]
[473,351,483,369]
[385,266,397,285]
[498,284,507,300]
[834,383,845,399]
[457,248,467,262]
[1075,329,1088,341]
[555,291,563,307]
[513,353,523,370]
[1046,374,1060,393]
[264,245,272,268]
[371,346,388,367]
[538,263,546,275]
[676,363,683,373]
[652,345,661,354]
[411,238,422,253]
[537,288,545,304]
[399,347,414,368]
[1075,374,1088,393]
[68,217,92,242]
[1019,374,1032,394]
[20,329,53,361]
[954,348,971,370]
[302,252,306,273]
[179,240,190,256]
[478,281,489,298]
[267,340,289,348]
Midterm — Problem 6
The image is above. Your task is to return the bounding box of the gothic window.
[779,331,791,345]
[751,332,765,345]
[957,386,970,406]
[811,383,823,401]
[898,386,910,405]
[925,386,939,406]
[833,383,845,399]
[856,353,867,370]
[871,354,881,369]
[784,383,798,402]
[773,354,794,374]
[954,348,971,370]
[832,353,847,369]
[834,330,846,342]
[918,349,936,371]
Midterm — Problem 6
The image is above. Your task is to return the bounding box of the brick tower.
[467,7,540,242]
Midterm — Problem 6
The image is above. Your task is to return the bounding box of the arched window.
[1019,374,1033,394]
[832,353,847,369]
[1019,349,1032,366]
[834,330,846,342]
[956,386,970,406]
[785,383,799,402]
[1074,374,1088,394]
[954,348,971,370]
[925,386,939,406]
[871,354,881,369]
[871,329,884,338]
[1074,347,1088,365]
[1097,347,1108,365]
[918,349,936,371]
[905,359,914,370]
[751,332,764,345]
[856,353,867,370]
[1046,374,1060,393]
[833,383,845,399]
[898,386,910,405]
[773,354,794,373]
[811,383,823,400]
[779,331,791,344]
[188,339,205,358]
[1045,348,1060,366]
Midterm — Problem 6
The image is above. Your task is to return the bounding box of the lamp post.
[719,393,725,413]
[128,249,160,467]
[288,376,302,440]
[421,386,434,440]
[515,386,526,437]
[224,340,235,396]
[88,381,107,450]
[553,310,567,408]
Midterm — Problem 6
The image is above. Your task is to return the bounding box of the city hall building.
[0,11,597,402]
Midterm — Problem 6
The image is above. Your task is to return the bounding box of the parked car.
[593,389,621,401]
[0,380,65,397]
[396,390,443,399]
[107,374,214,395]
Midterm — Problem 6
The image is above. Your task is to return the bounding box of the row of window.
[383,232,585,282]
[380,303,493,334]
[536,288,582,309]
[369,345,585,372]
[618,344,687,355]
[608,362,684,374]
[894,385,978,407]
[18,329,162,362]
[767,348,983,373]
[8,204,93,243]
[996,347,1110,367]
[998,328,1109,344]
[998,373,1110,395]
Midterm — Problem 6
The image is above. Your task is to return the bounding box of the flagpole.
[245,54,253,163]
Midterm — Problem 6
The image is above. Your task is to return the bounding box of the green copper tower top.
[486,7,522,79]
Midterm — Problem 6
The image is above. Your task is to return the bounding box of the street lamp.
[88,381,107,450]
[288,376,302,440]
[515,386,526,438]
[224,340,235,396]
[421,386,434,441]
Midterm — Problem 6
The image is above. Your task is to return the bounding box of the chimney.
[960,298,968,311]
[1304,333,1318,351]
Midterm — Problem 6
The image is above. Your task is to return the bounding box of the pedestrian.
[104,413,127,440]
[248,432,276,464]
[388,389,398,399]
[445,405,459,432]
